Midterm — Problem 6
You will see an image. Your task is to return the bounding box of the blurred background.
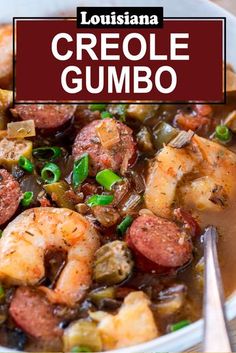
[0,0,236,21]
[211,0,236,15]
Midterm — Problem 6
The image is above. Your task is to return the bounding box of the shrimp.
[145,134,236,218]
[0,207,100,307]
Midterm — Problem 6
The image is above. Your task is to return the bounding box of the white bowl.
[0,0,236,352]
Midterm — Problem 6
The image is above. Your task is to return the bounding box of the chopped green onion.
[86,194,114,207]
[101,111,112,119]
[41,163,61,184]
[18,156,34,173]
[72,154,89,189]
[96,169,122,191]
[89,104,106,112]
[71,346,91,353]
[0,230,2,239]
[21,191,34,207]
[215,125,232,142]
[117,216,133,236]
[33,146,62,161]
[0,285,5,301]
[169,320,190,332]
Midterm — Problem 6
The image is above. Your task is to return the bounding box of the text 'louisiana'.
[80,11,159,25]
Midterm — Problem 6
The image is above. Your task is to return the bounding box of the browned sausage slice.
[73,119,137,175]
[126,232,171,273]
[0,169,21,225]
[12,104,76,129]
[127,215,193,268]
[9,287,62,341]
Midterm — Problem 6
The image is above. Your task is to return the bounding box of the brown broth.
[1,96,236,351]
[200,198,236,297]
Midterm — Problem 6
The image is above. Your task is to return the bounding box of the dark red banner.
[14,18,224,103]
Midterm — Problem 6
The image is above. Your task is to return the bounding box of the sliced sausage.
[9,287,62,341]
[11,104,76,129]
[126,230,171,273]
[72,119,137,175]
[0,169,21,225]
[126,239,171,273]
[0,25,13,89]
[126,215,193,269]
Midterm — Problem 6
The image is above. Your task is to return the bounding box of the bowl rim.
[0,292,235,353]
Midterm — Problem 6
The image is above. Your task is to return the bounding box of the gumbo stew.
[0,23,236,352]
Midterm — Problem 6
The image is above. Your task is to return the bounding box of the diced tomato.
[175,113,210,131]
[194,104,213,117]
[174,104,213,132]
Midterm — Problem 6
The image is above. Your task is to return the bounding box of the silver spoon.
[203,226,232,352]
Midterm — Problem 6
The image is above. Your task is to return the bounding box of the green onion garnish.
[72,154,89,189]
[21,191,34,207]
[117,216,133,236]
[0,285,5,301]
[0,230,2,239]
[41,163,61,184]
[18,156,34,173]
[101,111,112,119]
[215,125,232,142]
[33,146,62,161]
[86,194,114,207]
[89,104,106,112]
[96,169,122,191]
[71,346,91,353]
[169,320,190,332]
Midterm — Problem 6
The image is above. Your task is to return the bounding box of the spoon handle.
[203,226,232,352]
